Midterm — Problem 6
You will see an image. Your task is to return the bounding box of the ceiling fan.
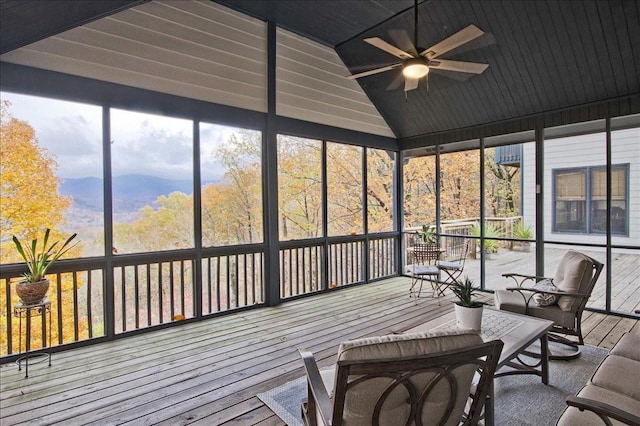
[347,0,489,92]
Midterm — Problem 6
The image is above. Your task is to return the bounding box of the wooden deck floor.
[1,277,638,425]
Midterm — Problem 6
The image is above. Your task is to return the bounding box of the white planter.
[455,304,483,331]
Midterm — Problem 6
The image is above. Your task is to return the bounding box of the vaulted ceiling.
[1,0,639,141]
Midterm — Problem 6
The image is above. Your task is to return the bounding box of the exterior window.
[554,170,586,232]
[591,167,627,234]
[553,165,628,235]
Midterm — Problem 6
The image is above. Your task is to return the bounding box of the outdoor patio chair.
[436,238,472,295]
[494,250,603,360]
[405,242,444,300]
[299,331,503,426]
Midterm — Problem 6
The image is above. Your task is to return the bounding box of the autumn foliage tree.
[0,101,87,355]
[403,149,520,228]
[367,148,395,233]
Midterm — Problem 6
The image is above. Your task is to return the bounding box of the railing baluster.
[206,257,212,313]
[287,249,293,297]
[120,267,125,333]
[73,271,79,342]
[215,256,221,312]
[56,272,63,345]
[180,260,186,316]
[169,261,175,320]
[146,263,152,327]
[134,266,139,330]
[87,271,93,339]
[158,262,163,325]
[243,254,248,306]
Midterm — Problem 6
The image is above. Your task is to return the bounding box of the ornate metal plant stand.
[13,298,52,378]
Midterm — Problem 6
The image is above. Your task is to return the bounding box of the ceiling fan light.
[402,59,429,78]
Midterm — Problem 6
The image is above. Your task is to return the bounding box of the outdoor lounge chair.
[298,331,503,426]
[494,250,603,360]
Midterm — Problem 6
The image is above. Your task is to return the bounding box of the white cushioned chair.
[495,250,603,360]
[298,331,503,426]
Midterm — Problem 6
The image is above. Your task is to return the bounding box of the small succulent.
[450,277,483,308]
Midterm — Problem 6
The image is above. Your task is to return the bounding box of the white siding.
[521,142,537,235]
[528,128,640,245]
[276,28,395,138]
[1,1,268,112]
[1,1,395,137]
[612,128,640,246]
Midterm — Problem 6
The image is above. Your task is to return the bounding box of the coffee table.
[402,308,554,425]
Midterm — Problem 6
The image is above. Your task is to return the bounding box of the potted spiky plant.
[12,228,78,305]
[513,221,533,252]
[417,224,437,244]
[450,277,484,331]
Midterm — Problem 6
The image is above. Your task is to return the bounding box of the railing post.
[264,20,280,306]
[103,105,115,340]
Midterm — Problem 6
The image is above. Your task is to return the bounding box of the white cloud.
[1,92,242,181]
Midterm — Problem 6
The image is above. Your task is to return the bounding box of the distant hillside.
[60,175,195,213]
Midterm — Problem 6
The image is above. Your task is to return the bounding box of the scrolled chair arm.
[565,395,640,426]
[501,273,553,287]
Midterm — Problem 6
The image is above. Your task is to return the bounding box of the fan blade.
[420,24,484,59]
[347,63,401,79]
[404,77,420,92]
[364,37,414,59]
[429,59,488,74]
[388,30,418,57]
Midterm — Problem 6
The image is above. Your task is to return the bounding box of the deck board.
[1,276,638,425]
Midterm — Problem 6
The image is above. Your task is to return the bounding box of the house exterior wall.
[521,142,537,237]
[522,127,640,246]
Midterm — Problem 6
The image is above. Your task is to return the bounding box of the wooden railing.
[280,240,324,298]
[202,250,264,315]
[1,258,106,357]
[279,234,398,299]
[1,233,398,358]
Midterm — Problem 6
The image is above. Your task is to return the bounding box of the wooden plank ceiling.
[1,0,639,140]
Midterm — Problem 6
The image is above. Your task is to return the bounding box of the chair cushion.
[337,330,482,362]
[437,260,462,271]
[494,289,527,314]
[494,290,575,328]
[557,384,640,426]
[406,264,439,276]
[553,251,594,312]
[589,354,640,400]
[610,333,640,362]
[334,331,484,426]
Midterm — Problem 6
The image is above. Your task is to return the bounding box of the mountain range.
[60,174,196,213]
